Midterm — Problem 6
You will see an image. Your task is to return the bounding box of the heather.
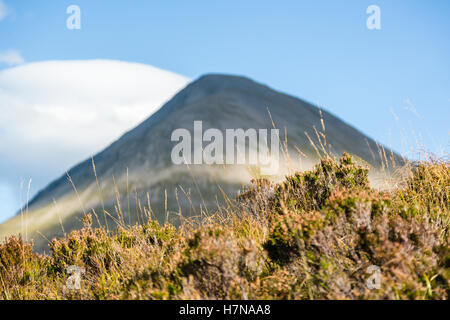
[0,153,448,300]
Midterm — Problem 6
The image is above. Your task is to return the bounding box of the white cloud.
[0,0,8,21]
[0,50,25,66]
[0,60,191,219]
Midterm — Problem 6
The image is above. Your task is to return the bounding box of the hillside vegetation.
[0,153,448,300]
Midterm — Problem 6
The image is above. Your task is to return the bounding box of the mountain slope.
[0,74,403,252]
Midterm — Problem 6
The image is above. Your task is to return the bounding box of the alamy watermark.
[366,5,381,30]
[63,5,380,31]
[366,265,381,290]
[171,121,280,175]
[66,265,85,290]
[66,5,81,30]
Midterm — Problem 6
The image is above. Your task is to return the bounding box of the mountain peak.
[182,73,268,97]
[195,73,257,85]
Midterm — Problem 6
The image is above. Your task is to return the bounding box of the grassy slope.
[0,153,448,300]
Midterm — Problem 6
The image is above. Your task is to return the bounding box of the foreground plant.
[0,153,448,300]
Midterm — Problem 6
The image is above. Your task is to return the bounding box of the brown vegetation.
[0,153,448,300]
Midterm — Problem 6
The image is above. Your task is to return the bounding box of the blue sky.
[0,0,449,221]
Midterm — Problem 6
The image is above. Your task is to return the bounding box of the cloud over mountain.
[0,60,191,220]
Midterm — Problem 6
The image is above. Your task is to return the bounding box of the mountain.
[0,74,403,252]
